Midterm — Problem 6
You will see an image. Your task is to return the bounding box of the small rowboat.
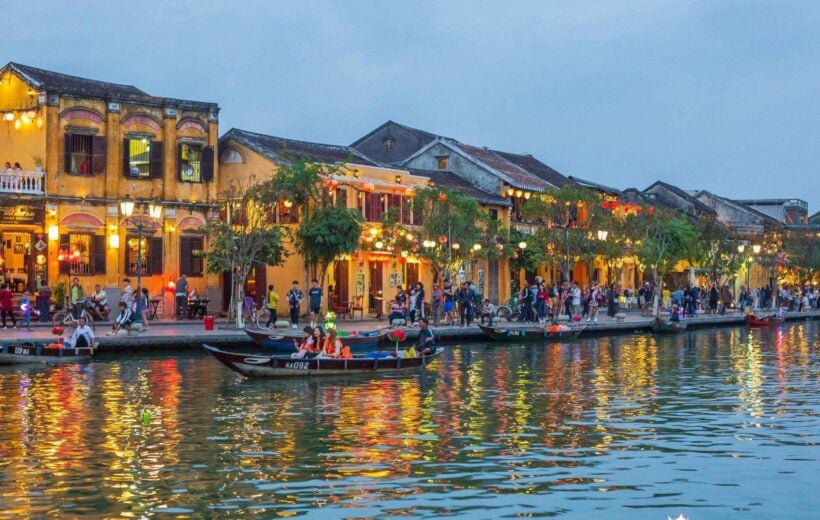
[652,318,688,334]
[746,314,785,326]
[0,341,96,365]
[477,323,586,342]
[203,344,441,378]
[243,326,388,353]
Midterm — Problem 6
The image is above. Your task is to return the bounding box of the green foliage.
[782,230,820,283]
[296,205,363,280]
[52,279,68,309]
[689,219,746,285]
[636,211,698,279]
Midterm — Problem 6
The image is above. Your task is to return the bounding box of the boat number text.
[14,347,25,355]
[284,361,309,370]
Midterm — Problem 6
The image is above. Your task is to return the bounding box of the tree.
[296,204,363,285]
[594,211,645,285]
[690,219,746,288]
[205,180,289,327]
[635,211,698,314]
[782,230,820,284]
[520,185,601,283]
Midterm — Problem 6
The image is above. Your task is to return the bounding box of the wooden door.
[334,260,349,304]
[368,261,383,313]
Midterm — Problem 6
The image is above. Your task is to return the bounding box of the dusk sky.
[4,1,818,211]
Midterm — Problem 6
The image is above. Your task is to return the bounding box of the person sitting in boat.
[415,317,436,356]
[291,326,315,358]
[68,317,95,348]
[339,344,352,359]
[309,326,325,357]
[321,328,343,358]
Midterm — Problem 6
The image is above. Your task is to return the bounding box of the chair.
[350,295,364,319]
[332,294,350,320]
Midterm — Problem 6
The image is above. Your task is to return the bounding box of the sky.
[3,0,818,212]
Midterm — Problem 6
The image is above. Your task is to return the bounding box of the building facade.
[0,62,219,309]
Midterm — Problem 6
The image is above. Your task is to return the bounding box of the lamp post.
[119,195,163,326]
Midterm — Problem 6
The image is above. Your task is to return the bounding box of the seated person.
[479,298,496,325]
[68,317,95,348]
[110,301,134,336]
[670,304,681,322]
[291,326,315,358]
[414,318,436,356]
[91,284,110,320]
[320,328,343,358]
[388,298,406,325]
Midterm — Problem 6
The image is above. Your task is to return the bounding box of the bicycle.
[53,297,96,331]
[254,307,272,328]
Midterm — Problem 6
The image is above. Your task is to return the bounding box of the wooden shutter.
[149,140,164,178]
[92,136,106,174]
[148,237,163,275]
[123,138,131,176]
[64,134,72,174]
[179,236,192,276]
[59,234,70,274]
[93,235,106,274]
[201,145,214,182]
[176,143,183,180]
[401,196,411,224]
[389,194,402,222]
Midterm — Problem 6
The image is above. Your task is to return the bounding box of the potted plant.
[52,280,68,310]
[32,155,44,173]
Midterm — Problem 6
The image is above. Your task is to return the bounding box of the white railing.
[0,170,45,195]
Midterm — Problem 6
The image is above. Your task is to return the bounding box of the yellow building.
[0,62,219,310]
[219,128,510,317]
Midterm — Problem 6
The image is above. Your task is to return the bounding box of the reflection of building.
[219,128,433,316]
[0,62,219,302]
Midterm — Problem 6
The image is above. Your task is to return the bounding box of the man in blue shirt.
[307,279,323,328]
[287,281,304,329]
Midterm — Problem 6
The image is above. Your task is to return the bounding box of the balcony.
[0,170,45,195]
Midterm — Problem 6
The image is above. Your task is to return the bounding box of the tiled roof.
[569,176,622,196]
[454,143,549,191]
[645,180,717,215]
[351,120,438,148]
[408,169,510,207]
[4,62,218,110]
[222,128,379,166]
[491,150,574,188]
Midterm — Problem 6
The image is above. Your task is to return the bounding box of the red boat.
[746,314,785,326]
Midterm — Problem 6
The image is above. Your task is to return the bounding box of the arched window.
[221,148,244,164]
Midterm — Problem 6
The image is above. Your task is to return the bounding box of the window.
[180,236,204,277]
[64,133,106,175]
[489,209,498,220]
[278,200,299,224]
[221,148,244,164]
[436,156,449,170]
[178,143,202,182]
[334,187,348,208]
[124,138,163,178]
[58,234,105,275]
[365,193,385,222]
[384,138,394,153]
[125,236,163,276]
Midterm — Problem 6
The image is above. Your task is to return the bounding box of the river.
[0,321,817,518]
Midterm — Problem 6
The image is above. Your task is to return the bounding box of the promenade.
[1,309,817,353]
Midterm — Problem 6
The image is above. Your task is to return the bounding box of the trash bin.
[204,315,215,331]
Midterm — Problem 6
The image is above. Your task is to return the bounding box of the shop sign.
[34,239,47,252]
[0,204,44,225]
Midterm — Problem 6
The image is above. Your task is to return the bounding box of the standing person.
[20,291,32,331]
[571,282,582,318]
[414,282,425,322]
[430,283,443,326]
[174,274,187,320]
[138,287,150,328]
[70,277,84,319]
[264,284,279,328]
[408,288,418,327]
[442,280,455,326]
[606,283,619,319]
[287,280,304,329]
[457,282,474,326]
[587,285,600,322]
[37,283,52,322]
[535,283,548,323]
[518,281,531,322]
[307,279,323,328]
[68,317,95,348]
[0,283,16,329]
[709,283,719,315]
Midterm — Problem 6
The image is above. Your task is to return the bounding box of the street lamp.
[518,241,527,249]
[752,244,761,254]
[597,230,609,241]
[120,195,163,326]
[737,244,745,253]
[472,243,482,251]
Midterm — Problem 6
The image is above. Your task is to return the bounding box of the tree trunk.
[652,269,661,316]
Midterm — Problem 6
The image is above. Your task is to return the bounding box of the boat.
[652,317,688,334]
[243,326,389,353]
[0,341,96,365]
[477,323,586,342]
[746,313,785,326]
[203,344,441,378]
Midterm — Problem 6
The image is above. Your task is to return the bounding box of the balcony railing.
[0,170,45,195]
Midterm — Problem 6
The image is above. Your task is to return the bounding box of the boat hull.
[0,341,95,365]
[652,318,688,334]
[746,315,785,327]
[243,326,387,353]
[477,323,585,342]
[203,344,440,378]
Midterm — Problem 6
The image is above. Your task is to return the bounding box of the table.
[148,298,162,320]
[188,299,210,319]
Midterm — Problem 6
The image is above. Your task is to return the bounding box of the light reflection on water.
[0,322,817,518]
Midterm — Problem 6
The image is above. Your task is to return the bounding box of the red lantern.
[438,235,447,244]
[635,206,643,214]
[600,201,608,209]
[647,206,655,215]
[438,192,447,202]
[608,201,618,210]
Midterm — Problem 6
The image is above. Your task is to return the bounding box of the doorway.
[368,261,383,314]
[0,231,36,293]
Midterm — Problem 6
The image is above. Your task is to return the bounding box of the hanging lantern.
[601,201,609,209]
[363,182,375,192]
[647,206,655,215]
[405,187,416,197]
[438,192,447,202]
[438,235,447,244]
[635,206,643,214]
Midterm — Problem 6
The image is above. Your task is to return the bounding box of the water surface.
[0,322,817,518]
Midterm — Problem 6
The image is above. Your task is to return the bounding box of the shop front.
[0,201,46,292]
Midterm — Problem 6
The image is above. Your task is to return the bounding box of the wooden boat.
[243,326,389,353]
[652,317,688,334]
[203,344,441,378]
[0,341,96,365]
[477,323,586,342]
[746,314,785,326]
